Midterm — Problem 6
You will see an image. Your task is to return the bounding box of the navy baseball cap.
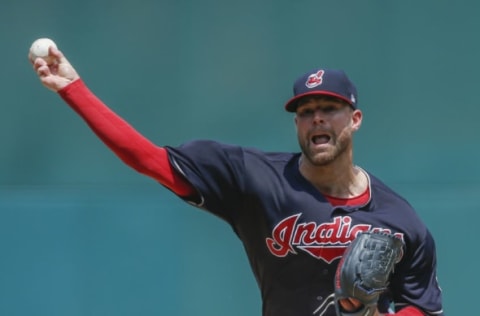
[285,68,358,112]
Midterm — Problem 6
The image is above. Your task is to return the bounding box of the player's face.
[294,96,362,166]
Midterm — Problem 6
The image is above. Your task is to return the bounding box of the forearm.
[57,79,194,197]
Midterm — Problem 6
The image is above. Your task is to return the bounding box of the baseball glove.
[334,232,404,316]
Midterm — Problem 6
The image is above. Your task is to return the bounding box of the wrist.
[57,77,82,95]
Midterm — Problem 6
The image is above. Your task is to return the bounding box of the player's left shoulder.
[367,173,418,214]
[364,172,433,239]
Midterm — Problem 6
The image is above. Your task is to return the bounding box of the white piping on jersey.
[171,157,205,208]
[355,165,372,207]
[312,293,335,316]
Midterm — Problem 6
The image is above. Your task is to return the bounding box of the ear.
[351,109,362,131]
[294,114,301,132]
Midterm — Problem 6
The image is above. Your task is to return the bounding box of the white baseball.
[29,38,57,64]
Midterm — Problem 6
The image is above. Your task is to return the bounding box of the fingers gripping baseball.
[29,39,80,92]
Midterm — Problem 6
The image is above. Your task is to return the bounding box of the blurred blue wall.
[1,0,478,314]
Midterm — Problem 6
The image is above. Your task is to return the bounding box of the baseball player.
[30,45,444,316]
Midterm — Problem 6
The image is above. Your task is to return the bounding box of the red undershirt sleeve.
[57,79,196,197]
[385,306,425,316]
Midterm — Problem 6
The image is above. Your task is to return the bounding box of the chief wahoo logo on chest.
[265,214,402,263]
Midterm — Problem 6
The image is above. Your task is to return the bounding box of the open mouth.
[311,134,331,145]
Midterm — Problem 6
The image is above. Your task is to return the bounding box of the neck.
[299,155,368,198]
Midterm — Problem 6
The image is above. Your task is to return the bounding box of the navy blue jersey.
[166,140,443,316]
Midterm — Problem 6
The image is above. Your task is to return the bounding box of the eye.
[298,108,314,118]
[323,105,337,113]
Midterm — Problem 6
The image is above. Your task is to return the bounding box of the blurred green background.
[1,0,477,314]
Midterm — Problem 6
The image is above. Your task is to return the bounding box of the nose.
[312,109,326,125]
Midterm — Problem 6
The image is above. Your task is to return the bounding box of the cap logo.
[305,70,325,88]
[350,94,356,103]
